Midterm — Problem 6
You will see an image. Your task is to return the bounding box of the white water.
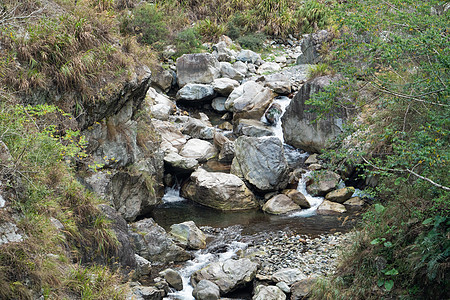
[288,171,324,217]
[260,96,292,143]
[162,187,187,203]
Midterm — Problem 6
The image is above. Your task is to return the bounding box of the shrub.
[130,3,169,50]
[237,32,267,51]
[174,27,203,57]
[307,63,334,79]
[196,18,226,42]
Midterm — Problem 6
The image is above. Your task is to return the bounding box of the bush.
[174,27,203,57]
[307,63,334,79]
[237,32,267,51]
[196,18,226,42]
[130,3,169,50]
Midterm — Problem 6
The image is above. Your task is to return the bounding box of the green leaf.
[371,238,381,245]
[384,268,399,276]
[384,241,393,248]
[377,279,384,287]
[374,203,385,214]
[384,280,394,291]
[422,218,434,225]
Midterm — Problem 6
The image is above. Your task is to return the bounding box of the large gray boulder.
[212,78,240,96]
[325,187,355,203]
[151,67,174,93]
[179,139,217,163]
[163,152,199,174]
[306,170,340,196]
[181,168,258,211]
[220,62,245,81]
[144,87,176,121]
[296,30,333,65]
[176,53,221,87]
[151,119,187,153]
[282,75,347,153]
[237,49,261,64]
[257,62,281,74]
[192,280,220,300]
[159,268,183,291]
[181,117,215,140]
[262,194,301,215]
[234,119,275,138]
[272,268,307,286]
[169,221,207,249]
[231,136,289,192]
[225,81,275,122]
[290,278,317,300]
[176,83,216,103]
[191,258,259,294]
[130,218,190,265]
[253,285,286,300]
[282,189,310,209]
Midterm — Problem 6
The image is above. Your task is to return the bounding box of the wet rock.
[344,197,365,207]
[272,268,307,286]
[135,254,152,276]
[179,139,217,163]
[237,49,261,64]
[170,220,206,250]
[306,170,340,196]
[325,187,355,203]
[234,119,275,137]
[191,258,259,294]
[176,83,216,103]
[220,62,245,81]
[159,268,183,291]
[282,75,347,153]
[212,78,240,96]
[282,189,311,209]
[317,200,347,214]
[290,278,317,299]
[181,168,257,211]
[262,194,301,215]
[130,218,190,265]
[176,53,221,87]
[264,103,283,124]
[212,97,228,112]
[144,87,176,121]
[232,136,289,192]
[257,62,281,74]
[225,81,275,122]
[164,152,199,174]
[253,285,286,300]
[192,280,220,300]
[181,117,215,140]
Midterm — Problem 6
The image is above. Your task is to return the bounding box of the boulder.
[164,152,199,174]
[192,280,220,300]
[179,139,217,163]
[176,53,221,87]
[129,285,165,300]
[225,81,275,122]
[237,49,261,64]
[151,120,187,153]
[257,62,281,74]
[325,187,355,203]
[211,97,228,112]
[264,103,283,124]
[272,268,307,286]
[253,285,286,300]
[144,87,176,121]
[296,30,333,65]
[218,141,235,163]
[213,131,231,149]
[159,268,183,291]
[130,218,190,265]
[317,200,347,214]
[234,119,275,137]
[220,62,245,81]
[290,278,317,300]
[151,67,174,93]
[304,154,319,164]
[135,254,152,276]
[181,117,215,140]
[176,83,216,103]
[191,258,259,294]
[169,220,207,249]
[282,75,347,153]
[282,189,311,209]
[232,136,289,192]
[181,168,257,211]
[212,41,237,62]
[212,78,240,96]
[232,61,248,76]
[343,197,365,207]
[306,170,340,196]
[308,163,323,171]
[262,194,301,215]
[261,73,292,95]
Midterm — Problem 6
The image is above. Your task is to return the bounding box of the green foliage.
[196,18,226,42]
[294,0,331,33]
[237,33,267,51]
[307,63,334,79]
[174,27,203,57]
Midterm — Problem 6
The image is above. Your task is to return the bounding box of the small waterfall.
[162,187,186,204]
[288,171,324,217]
[261,96,291,143]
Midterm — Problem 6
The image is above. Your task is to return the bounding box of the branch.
[361,156,450,191]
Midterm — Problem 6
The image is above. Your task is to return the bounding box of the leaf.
[384,280,394,291]
[377,279,384,287]
[384,241,393,248]
[371,238,381,245]
[384,268,399,276]
[422,218,434,225]
[374,203,385,214]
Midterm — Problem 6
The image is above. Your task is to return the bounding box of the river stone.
[261,73,292,95]
[212,78,240,96]
[170,221,206,249]
[325,187,355,203]
[225,81,275,122]
[237,49,261,63]
[253,285,286,300]
[130,218,190,265]
[135,254,152,276]
[272,268,307,286]
[144,87,176,121]
[220,62,245,81]
[304,154,319,164]
[264,103,283,124]
[234,119,275,137]
[181,168,257,211]
[160,268,183,291]
[130,285,165,300]
[212,97,228,112]
[344,196,365,207]
[181,117,215,140]
[176,83,216,103]
[317,200,347,214]
[191,258,259,294]
[176,53,221,87]
[257,62,281,74]
[232,136,289,192]
[290,278,317,299]
[276,281,290,293]
[192,280,220,300]
[179,139,217,163]
[152,120,187,153]
[213,131,230,149]
[218,141,235,163]
[306,170,340,196]
[164,152,198,174]
[151,67,173,93]
[282,75,347,153]
[282,189,311,209]
[262,194,301,215]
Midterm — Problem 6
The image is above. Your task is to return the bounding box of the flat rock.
[170,221,206,250]
[179,139,217,163]
[253,285,286,300]
[262,194,301,215]
[257,62,281,74]
[325,187,355,203]
[234,119,275,137]
[176,53,221,87]
[317,200,347,214]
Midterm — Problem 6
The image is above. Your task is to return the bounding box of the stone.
[304,153,319,164]
[282,189,311,209]
[144,87,176,121]
[181,168,257,211]
[260,73,292,95]
[212,97,228,112]
[176,53,221,87]
[225,81,275,122]
[344,197,365,207]
[257,62,281,74]
[234,119,275,137]
[212,41,237,62]
[220,62,245,81]
[191,258,259,294]
[192,280,220,300]
[264,103,283,124]
[237,49,261,63]
[135,254,152,276]
[179,139,217,163]
[181,117,215,140]
[262,194,301,215]
[308,163,323,171]
[305,170,341,196]
[159,268,183,291]
[130,285,165,300]
[164,152,199,174]
[272,268,307,286]
[290,278,317,299]
[218,121,233,131]
[152,120,187,153]
[212,78,240,96]
[218,141,235,163]
[213,131,230,149]
[296,30,333,65]
[325,187,355,203]
[170,220,206,250]
[176,83,216,103]
[232,61,248,76]
[130,218,190,265]
[232,136,289,192]
[151,67,173,93]
[0,222,24,246]
[276,282,290,293]
[253,285,286,300]
[317,200,347,214]
[282,75,348,153]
